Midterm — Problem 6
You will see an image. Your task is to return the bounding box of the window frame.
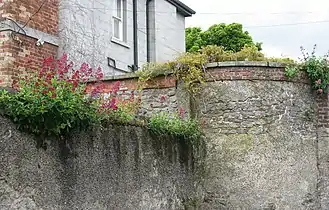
[112,0,126,42]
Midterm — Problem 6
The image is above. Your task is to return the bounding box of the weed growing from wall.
[284,45,329,94]
[137,45,294,95]
[148,112,203,148]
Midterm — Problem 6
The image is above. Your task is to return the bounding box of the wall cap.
[206,61,286,68]
[94,61,287,82]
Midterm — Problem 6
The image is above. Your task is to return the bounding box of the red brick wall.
[0,0,59,87]
[205,66,309,83]
[1,0,59,35]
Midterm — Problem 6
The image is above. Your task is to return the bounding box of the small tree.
[185,23,262,53]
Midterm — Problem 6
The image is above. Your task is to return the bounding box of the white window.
[113,0,126,42]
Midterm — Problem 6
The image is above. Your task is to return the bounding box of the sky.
[181,0,329,59]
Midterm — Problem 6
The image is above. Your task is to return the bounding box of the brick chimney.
[0,0,59,87]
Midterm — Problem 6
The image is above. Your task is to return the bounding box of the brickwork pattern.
[0,33,57,86]
[0,0,59,35]
[206,66,309,83]
[0,0,59,86]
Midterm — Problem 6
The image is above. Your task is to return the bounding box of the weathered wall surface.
[3,61,329,209]
[197,63,319,209]
[199,80,318,209]
[91,74,190,118]
[0,116,199,209]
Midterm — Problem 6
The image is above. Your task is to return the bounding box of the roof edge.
[165,0,196,17]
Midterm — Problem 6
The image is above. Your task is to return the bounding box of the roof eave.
[165,0,196,17]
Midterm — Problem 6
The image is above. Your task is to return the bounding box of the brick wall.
[0,0,59,87]
[0,0,58,35]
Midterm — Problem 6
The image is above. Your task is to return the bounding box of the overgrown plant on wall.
[0,55,137,142]
[148,111,202,147]
[284,45,329,94]
[0,54,203,150]
[137,45,294,94]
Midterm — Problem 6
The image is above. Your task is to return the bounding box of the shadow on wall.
[0,115,205,209]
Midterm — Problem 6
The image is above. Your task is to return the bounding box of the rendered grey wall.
[59,0,136,75]
[153,0,186,63]
[58,0,187,75]
[0,116,200,209]
[198,80,319,209]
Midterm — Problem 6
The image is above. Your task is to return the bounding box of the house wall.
[58,0,136,75]
[58,0,187,75]
[153,0,186,62]
[0,0,59,87]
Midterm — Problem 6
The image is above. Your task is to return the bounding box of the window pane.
[114,18,120,39]
[117,0,122,18]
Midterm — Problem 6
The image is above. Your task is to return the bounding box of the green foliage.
[0,77,99,138]
[171,53,208,94]
[185,23,262,53]
[136,62,172,84]
[148,113,202,147]
[0,55,139,141]
[137,46,294,95]
[285,45,329,94]
[185,27,206,53]
[284,65,299,79]
[137,53,207,94]
[200,45,295,63]
[199,45,233,62]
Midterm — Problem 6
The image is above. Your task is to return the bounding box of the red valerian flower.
[111,81,120,95]
[95,67,104,80]
[318,89,323,94]
[160,95,166,103]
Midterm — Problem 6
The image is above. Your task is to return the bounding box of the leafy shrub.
[200,45,294,63]
[234,45,265,61]
[0,55,103,138]
[171,53,208,94]
[148,112,202,146]
[285,45,329,94]
[138,53,207,94]
[0,55,136,139]
[199,45,233,62]
[136,62,172,83]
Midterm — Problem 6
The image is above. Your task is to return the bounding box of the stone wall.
[97,61,328,209]
[0,115,200,209]
[2,61,329,209]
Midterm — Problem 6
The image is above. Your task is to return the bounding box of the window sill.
[111,37,130,49]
